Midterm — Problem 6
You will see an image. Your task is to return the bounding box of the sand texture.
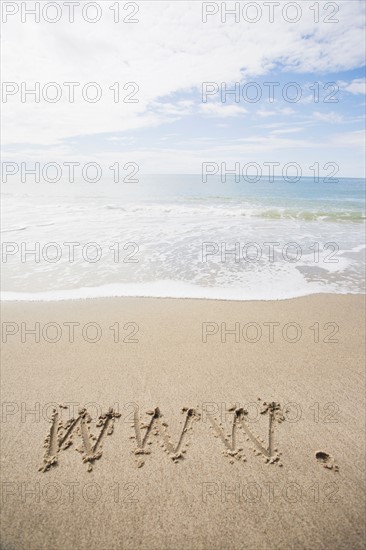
[1,294,365,549]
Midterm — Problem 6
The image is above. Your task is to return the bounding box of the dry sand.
[1,294,365,550]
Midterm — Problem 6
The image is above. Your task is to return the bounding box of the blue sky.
[2,1,365,177]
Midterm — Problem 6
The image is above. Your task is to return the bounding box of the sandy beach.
[2,2,366,548]
[1,294,365,550]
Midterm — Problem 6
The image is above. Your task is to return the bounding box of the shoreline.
[2,290,365,304]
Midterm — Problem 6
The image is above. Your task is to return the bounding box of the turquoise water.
[1,176,365,300]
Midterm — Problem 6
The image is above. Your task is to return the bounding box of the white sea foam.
[0,279,355,302]
[2,177,365,301]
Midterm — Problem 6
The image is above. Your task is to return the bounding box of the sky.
[1,0,366,177]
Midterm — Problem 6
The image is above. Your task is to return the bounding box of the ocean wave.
[1,279,364,303]
[258,209,365,222]
[100,203,365,223]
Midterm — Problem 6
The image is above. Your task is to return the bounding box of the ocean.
[1,175,365,301]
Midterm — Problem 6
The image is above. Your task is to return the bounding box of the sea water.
[1,175,365,300]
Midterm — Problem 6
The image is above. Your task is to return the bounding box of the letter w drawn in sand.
[131,407,200,468]
[207,401,284,466]
[40,406,121,472]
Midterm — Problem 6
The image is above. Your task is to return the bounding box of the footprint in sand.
[315,451,339,472]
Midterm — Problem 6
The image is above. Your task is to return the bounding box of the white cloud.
[330,130,365,148]
[256,109,277,118]
[313,111,344,124]
[2,1,365,146]
[271,127,303,135]
[281,108,296,116]
[256,107,296,118]
[341,78,366,95]
[151,100,195,117]
[200,103,247,117]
